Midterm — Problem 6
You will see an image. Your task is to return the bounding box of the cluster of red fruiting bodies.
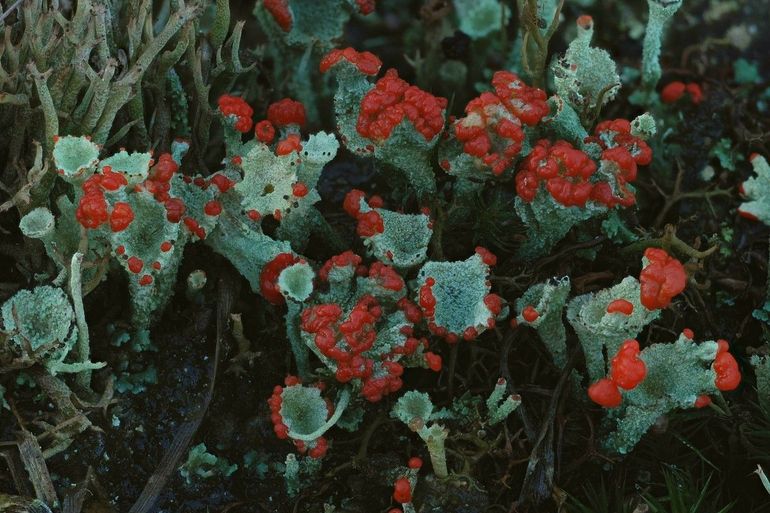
[71,146,237,287]
[299,250,441,402]
[453,71,547,176]
[268,375,329,459]
[219,94,308,157]
[322,46,652,210]
[510,247,740,408]
[639,247,687,310]
[75,166,133,231]
[583,247,739,409]
[516,119,651,208]
[300,294,406,403]
[387,457,422,511]
[356,68,448,143]
[588,340,647,408]
[320,48,447,145]
[342,189,386,237]
[263,0,376,33]
[588,333,742,409]
[660,81,704,105]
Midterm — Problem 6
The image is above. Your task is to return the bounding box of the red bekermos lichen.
[588,339,647,408]
[268,376,330,459]
[217,94,254,133]
[450,71,549,177]
[356,69,447,143]
[661,81,703,104]
[319,47,382,76]
[639,248,686,310]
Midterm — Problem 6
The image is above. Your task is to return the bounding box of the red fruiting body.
[160,241,173,252]
[76,192,109,229]
[586,119,652,207]
[408,457,423,469]
[268,386,290,440]
[263,0,292,31]
[368,195,384,208]
[247,210,261,222]
[606,299,634,315]
[716,339,730,354]
[516,139,597,207]
[609,340,647,390]
[100,167,128,191]
[183,217,206,240]
[343,189,367,218]
[475,246,497,266]
[694,395,712,408]
[588,378,622,408]
[355,0,376,15]
[593,119,652,167]
[217,95,254,132]
[419,278,436,318]
[142,153,178,203]
[300,296,402,402]
[204,200,223,216]
[639,248,686,310]
[356,68,447,142]
[713,350,741,391]
[576,14,593,28]
[356,210,385,237]
[292,182,309,197]
[255,120,276,144]
[109,202,134,232]
[393,477,412,504]
[308,437,328,459]
[267,98,307,127]
[275,133,302,155]
[149,153,178,183]
[116,245,125,255]
[82,174,103,194]
[127,256,144,274]
[484,294,503,316]
[397,297,423,323]
[300,303,343,333]
[368,262,405,291]
[152,261,161,270]
[424,352,442,371]
[319,251,362,281]
[164,198,186,223]
[491,71,549,125]
[685,83,703,104]
[661,81,703,104]
[682,328,694,339]
[455,88,527,175]
[139,275,153,286]
[209,174,235,193]
[260,253,300,305]
[319,47,382,76]
[738,208,758,221]
[522,306,539,323]
[661,81,686,103]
